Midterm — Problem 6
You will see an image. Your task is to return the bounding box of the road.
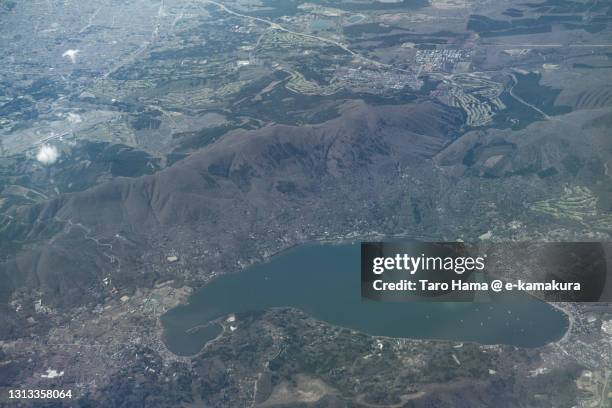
[508,73,552,120]
[200,0,415,75]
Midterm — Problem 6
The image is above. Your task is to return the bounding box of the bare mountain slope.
[0,99,464,315]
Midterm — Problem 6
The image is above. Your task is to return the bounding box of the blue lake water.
[161,243,569,356]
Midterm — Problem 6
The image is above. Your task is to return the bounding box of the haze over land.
[0,0,611,407]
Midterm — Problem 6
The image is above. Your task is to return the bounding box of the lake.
[161,243,569,356]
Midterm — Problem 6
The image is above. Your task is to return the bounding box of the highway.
[200,0,415,74]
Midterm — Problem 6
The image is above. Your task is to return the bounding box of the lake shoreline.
[161,241,569,356]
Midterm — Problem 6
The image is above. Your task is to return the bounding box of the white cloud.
[67,112,82,124]
[62,49,80,63]
[36,145,60,165]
